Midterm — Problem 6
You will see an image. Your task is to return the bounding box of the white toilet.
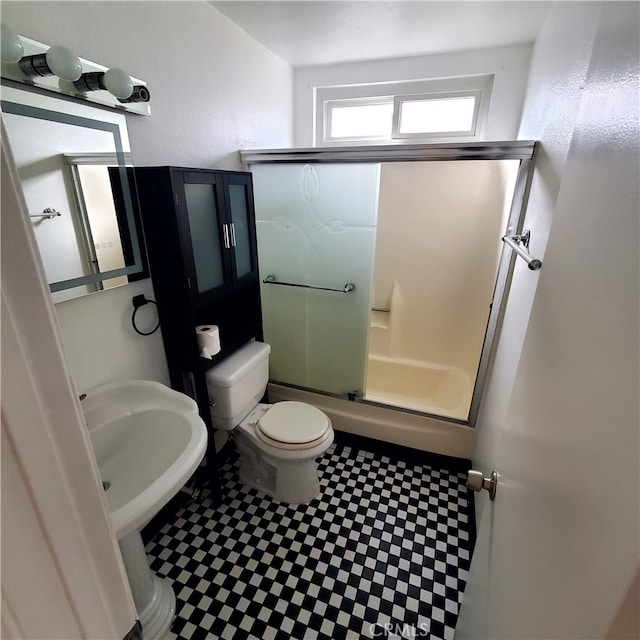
[206,340,334,504]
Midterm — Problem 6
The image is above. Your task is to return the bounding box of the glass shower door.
[251,163,380,396]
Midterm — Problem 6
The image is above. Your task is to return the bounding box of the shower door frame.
[241,140,537,427]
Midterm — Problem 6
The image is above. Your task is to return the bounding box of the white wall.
[294,43,534,146]
[2,1,293,392]
[472,0,603,525]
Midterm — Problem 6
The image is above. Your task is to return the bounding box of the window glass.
[329,102,393,139]
[397,96,477,134]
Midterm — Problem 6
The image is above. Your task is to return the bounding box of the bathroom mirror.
[2,85,148,303]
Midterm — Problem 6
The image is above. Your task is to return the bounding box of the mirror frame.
[1,86,148,297]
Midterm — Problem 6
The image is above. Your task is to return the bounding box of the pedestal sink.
[83,380,208,640]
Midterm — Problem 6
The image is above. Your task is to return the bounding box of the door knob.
[467,469,498,501]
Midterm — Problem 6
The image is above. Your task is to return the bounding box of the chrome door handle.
[467,469,498,501]
[230,222,237,247]
[222,223,230,249]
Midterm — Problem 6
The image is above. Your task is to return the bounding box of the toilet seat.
[255,401,331,450]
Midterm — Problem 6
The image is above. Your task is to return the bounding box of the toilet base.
[234,427,333,504]
[238,456,321,504]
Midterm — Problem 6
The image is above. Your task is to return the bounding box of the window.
[326,98,393,140]
[317,75,493,145]
[393,92,480,136]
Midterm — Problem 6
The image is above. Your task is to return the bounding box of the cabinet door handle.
[222,223,230,249]
[230,223,237,247]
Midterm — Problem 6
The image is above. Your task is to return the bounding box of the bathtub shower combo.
[242,142,536,425]
[365,355,471,420]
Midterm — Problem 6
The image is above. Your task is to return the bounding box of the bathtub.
[267,382,475,459]
[364,355,472,420]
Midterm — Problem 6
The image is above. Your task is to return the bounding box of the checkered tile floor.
[145,440,473,640]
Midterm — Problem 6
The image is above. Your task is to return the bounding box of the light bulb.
[45,45,82,81]
[103,68,133,99]
[1,23,24,63]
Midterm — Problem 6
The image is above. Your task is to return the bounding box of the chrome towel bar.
[29,207,61,219]
[263,274,355,293]
[502,230,542,271]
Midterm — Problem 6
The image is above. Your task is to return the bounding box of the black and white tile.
[145,439,473,640]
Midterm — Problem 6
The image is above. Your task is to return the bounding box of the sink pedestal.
[119,530,176,640]
[83,380,207,638]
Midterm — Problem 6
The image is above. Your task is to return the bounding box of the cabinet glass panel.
[228,184,252,278]
[184,183,224,293]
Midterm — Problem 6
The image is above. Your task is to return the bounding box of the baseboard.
[333,428,471,474]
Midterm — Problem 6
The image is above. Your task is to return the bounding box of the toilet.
[206,340,334,504]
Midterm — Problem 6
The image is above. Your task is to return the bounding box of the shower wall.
[370,161,518,379]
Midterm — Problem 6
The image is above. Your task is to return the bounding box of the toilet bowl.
[206,341,334,504]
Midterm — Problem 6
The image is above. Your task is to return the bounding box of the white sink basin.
[83,379,207,638]
[83,379,208,539]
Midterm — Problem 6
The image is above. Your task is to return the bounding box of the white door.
[1,124,138,638]
[456,4,639,639]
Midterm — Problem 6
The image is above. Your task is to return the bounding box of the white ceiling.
[211,1,551,67]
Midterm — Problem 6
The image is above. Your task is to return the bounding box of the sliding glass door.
[251,163,380,396]
[246,141,536,424]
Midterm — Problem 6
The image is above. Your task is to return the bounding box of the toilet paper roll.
[196,325,221,359]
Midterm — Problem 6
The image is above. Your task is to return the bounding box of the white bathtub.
[267,383,474,458]
[364,355,472,420]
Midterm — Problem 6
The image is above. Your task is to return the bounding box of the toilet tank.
[205,341,271,430]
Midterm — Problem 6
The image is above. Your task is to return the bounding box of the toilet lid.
[258,401,329,444]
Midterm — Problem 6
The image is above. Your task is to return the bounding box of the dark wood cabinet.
[134,167,263,496]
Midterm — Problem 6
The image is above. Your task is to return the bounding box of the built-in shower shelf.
[371,309,391,329]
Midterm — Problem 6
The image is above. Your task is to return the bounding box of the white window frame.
[391,90,483,140]
[316,75,493,146]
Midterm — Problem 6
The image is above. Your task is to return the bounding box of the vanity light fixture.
[72,71,105,93]
[2,21,135,96]
[18,44,83,82]
[74,69,132,97]
[73,68,150,102]
[1,23,151,114]
[0,21,83,82]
